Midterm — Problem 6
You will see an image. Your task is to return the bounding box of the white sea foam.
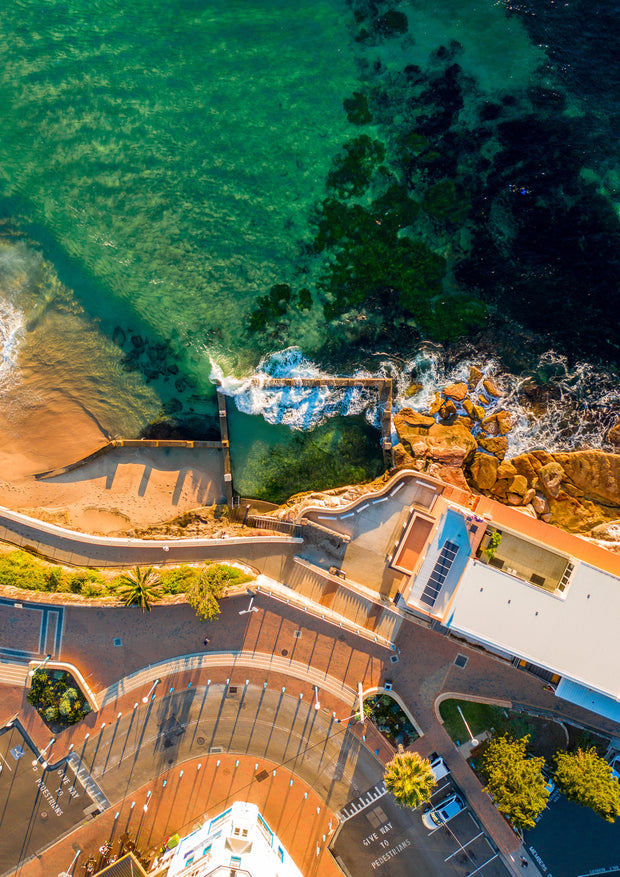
[0,297,24,390]
[210,347,385,430]
[211,345,618,454]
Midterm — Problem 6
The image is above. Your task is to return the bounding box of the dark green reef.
[247,0,620,374]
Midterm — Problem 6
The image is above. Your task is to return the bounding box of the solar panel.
[420,540,459,607]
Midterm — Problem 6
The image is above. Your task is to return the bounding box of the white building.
[149,801,304,877]
[392,480,620,726]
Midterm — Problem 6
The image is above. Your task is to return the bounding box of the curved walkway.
[0,503,301,567]
[98,650,358,707]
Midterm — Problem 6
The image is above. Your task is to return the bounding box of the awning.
[555,677,620,725]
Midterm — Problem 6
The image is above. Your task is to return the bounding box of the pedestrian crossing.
[338,782,387,822]
[67,752,110,812]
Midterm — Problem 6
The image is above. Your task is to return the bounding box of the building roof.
[97,853,147,877]
[555,678,620,725]
[445,558,620,700]
[474,495,620,579]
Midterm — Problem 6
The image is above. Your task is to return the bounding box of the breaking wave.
[211,346,618,456]
[0,298,24,391]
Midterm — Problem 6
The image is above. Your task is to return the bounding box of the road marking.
[0,750,12,772]
[444,830,484,860]
[465,853,498,876]
[337,783,387,822]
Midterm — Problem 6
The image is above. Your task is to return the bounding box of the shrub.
[159,564,200,595]
[82,582,107,598]
[28,671,90,727]
[0,550,49,591]
[186,563,252,621]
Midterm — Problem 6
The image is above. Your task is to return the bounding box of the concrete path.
[0,504,301,567]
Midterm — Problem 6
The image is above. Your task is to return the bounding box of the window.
[278,846,284,863]
[202,844,212,857]
[230,855,241,867]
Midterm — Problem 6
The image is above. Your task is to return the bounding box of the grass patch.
[439,698,560,752]
[439,699,506,744]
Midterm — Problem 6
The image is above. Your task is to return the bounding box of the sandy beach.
[0,395,227,534]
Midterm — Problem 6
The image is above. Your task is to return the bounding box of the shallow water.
[0,0,617,492]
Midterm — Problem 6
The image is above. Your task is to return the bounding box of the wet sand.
[0,400,227,533]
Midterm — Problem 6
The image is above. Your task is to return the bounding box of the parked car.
[422,794,465,830]
[429,755,450,782]
[609,754,620,781]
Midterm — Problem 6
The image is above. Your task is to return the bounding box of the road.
[333,777,511,877]
[0,685,384,876]
[82,684,382,810]
[0,724,88,875]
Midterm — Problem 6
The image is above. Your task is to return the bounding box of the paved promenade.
[1,496,620,876]
[4,585,620,876]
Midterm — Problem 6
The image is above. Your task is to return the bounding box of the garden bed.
[27,669,91,730]
[365,693,419,748]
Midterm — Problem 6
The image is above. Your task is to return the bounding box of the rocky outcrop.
[470,452,499,491]
[608,421,620,448]
[443,382,469,401]
[390,372,620,544]
[553,451,620,506]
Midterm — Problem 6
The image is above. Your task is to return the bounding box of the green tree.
[554,748,620,823]
[186,564,243,621]
[480,735,549,829]
[384,750,436,809]
[117,566,162,612]
[484,531,502,560]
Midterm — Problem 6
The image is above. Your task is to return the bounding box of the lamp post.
[29,654,51,677]
[238,590,259,615]
[456,705,479,747]
[142,679,161,704]
[32,737,55,768]
[313,686,320,711]
[57,848,81,876]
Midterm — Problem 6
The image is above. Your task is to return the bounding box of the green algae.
[326,136,386,198]
[343,92,372,125]
[422,180,471,224]
[228,413,384,504]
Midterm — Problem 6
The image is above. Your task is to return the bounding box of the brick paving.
[3,584,620,876]
[12,754,340,877]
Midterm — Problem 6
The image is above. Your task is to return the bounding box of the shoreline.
[0,365,618,552]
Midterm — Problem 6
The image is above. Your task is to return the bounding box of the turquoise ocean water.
[0,0,618,496]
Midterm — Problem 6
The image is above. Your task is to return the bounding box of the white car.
[422,794,465,830]
[429,755,450,782]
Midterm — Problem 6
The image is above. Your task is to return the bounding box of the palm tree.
[384,749,436,809]
[117,566,162,612]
